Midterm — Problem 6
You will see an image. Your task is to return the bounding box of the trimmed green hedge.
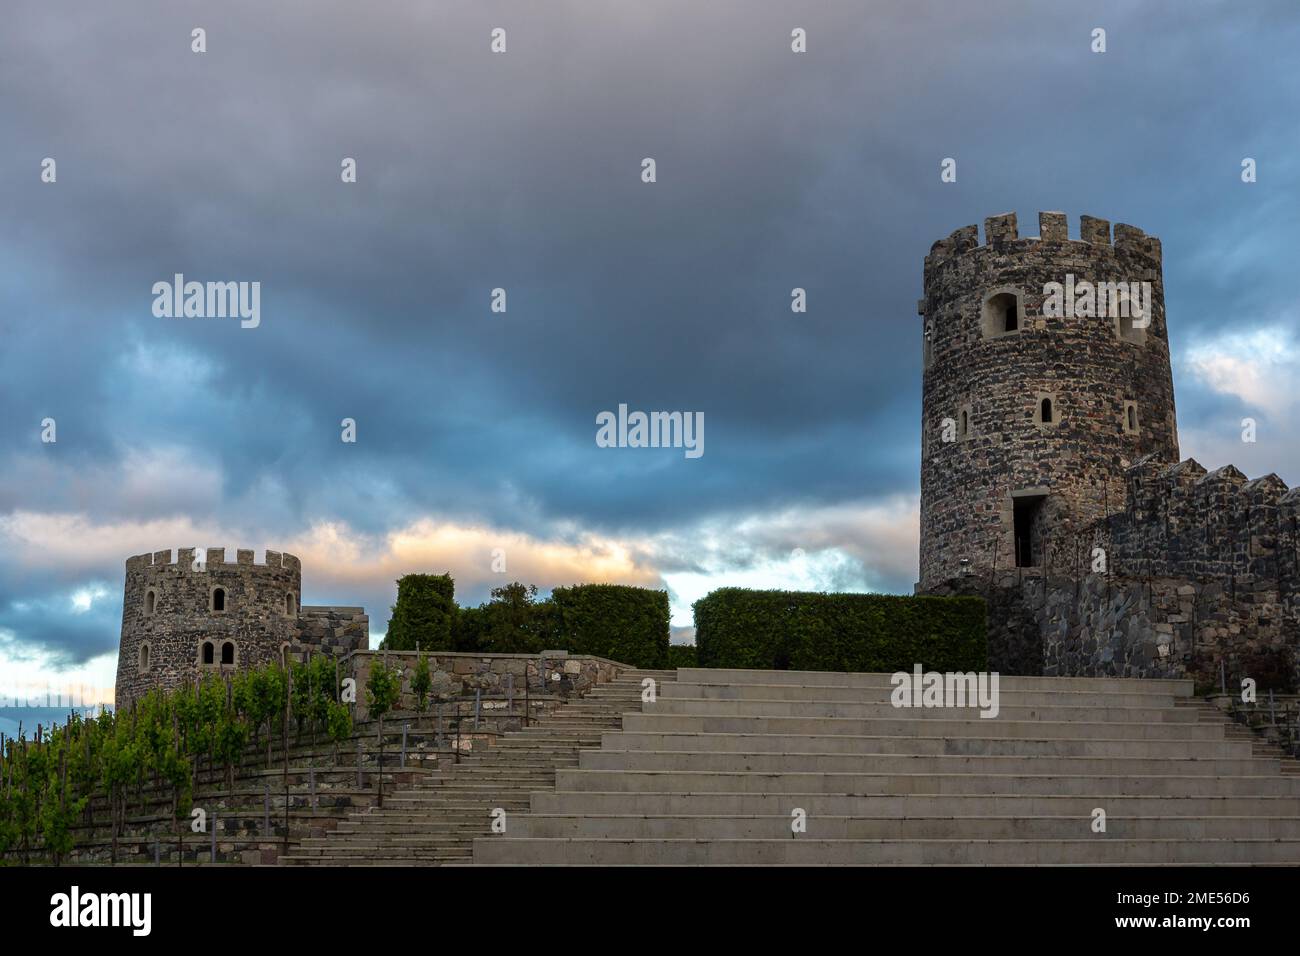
[666,644,697,669]
[692,588,987,673]
[383,573,456,651]
[551,584,670,669]
[381,574,670,667]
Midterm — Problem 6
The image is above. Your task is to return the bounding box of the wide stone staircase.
[474,667,1300,865]
[279,668,673,865]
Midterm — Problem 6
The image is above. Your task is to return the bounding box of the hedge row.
[551,584,670,669]
[383,576,670,669]
[383,573,455,651]
[692,588,987,673]
[666,644,697,669]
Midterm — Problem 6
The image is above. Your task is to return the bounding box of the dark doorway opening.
[1013,494,1047,567]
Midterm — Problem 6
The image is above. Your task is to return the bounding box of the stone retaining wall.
[345,650,625,713]
[928,570,1298,692]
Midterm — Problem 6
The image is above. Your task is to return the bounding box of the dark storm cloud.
[2,0,1299,664]
[0,587,120,667]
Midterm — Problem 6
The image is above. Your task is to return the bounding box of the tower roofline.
[925,212,1162,273]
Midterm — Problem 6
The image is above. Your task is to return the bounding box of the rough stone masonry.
[115,548,368,707]
[919,213,1299,691]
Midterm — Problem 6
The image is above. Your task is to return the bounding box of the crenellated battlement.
[924,212,1163,273]
[125,548,301,572]
[1087,457,1300,583]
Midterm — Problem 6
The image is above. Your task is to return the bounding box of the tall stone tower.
[918,212,1179,590]
[115,547,304,707]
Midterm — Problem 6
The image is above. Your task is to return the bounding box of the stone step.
[297,835,478,847]
[620,713,1227,740]
[394,787,539,798]
[505,813,1300,840]
[456,739,594,749]
[528,790,1300,816]
[575,750,1277,777]
[273,668,651,866]
[619,670,677,678]
[329,819,486,830]
[338,811,525,822]
[661,683,1183,708]
[553,768,1300,796]
[673,668,1194,695]
[288,846,474,859]
[388,793,539,804]
[445,756,574,765]
[473,837,1300,865]
[281,860,446,866]
[643,698,1197,722]
[600,732,1255,759]
[434,759,574,769]
[516,714,623,722]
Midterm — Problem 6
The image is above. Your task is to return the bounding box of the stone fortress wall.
[115,547,368,707]
[1037,455,1300,687]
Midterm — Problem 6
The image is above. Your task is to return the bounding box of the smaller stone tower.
[116,547,308,706]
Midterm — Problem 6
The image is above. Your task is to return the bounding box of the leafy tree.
[365,658,402,808]
[326,701,353,764]
[366,659,401,722]
[452,604,485,652]
[411,651,432,713]
[40,769,85,866]
[214,710,249,792]
[238,665,285,767]
[99,710,140,864]
[292,655,342,745]
[477,582,551,654]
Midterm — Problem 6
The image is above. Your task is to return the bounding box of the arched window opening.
[1122,400,1140,435]
[982,290,1022,339]
[202,641,214,665]
[139,643,150,671]
[960,409,969,437]
[211,587,226,612]
[221,641,235,665]
[286,592,296,617]
[1041,398,1053,424]
[144,590,156,615]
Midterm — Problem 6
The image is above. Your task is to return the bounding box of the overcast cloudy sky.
[2,0,1298,711]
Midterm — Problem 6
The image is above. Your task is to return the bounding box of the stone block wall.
[929,567,1298,693]
[293,606,370,660]
[1103,454,1300,584]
